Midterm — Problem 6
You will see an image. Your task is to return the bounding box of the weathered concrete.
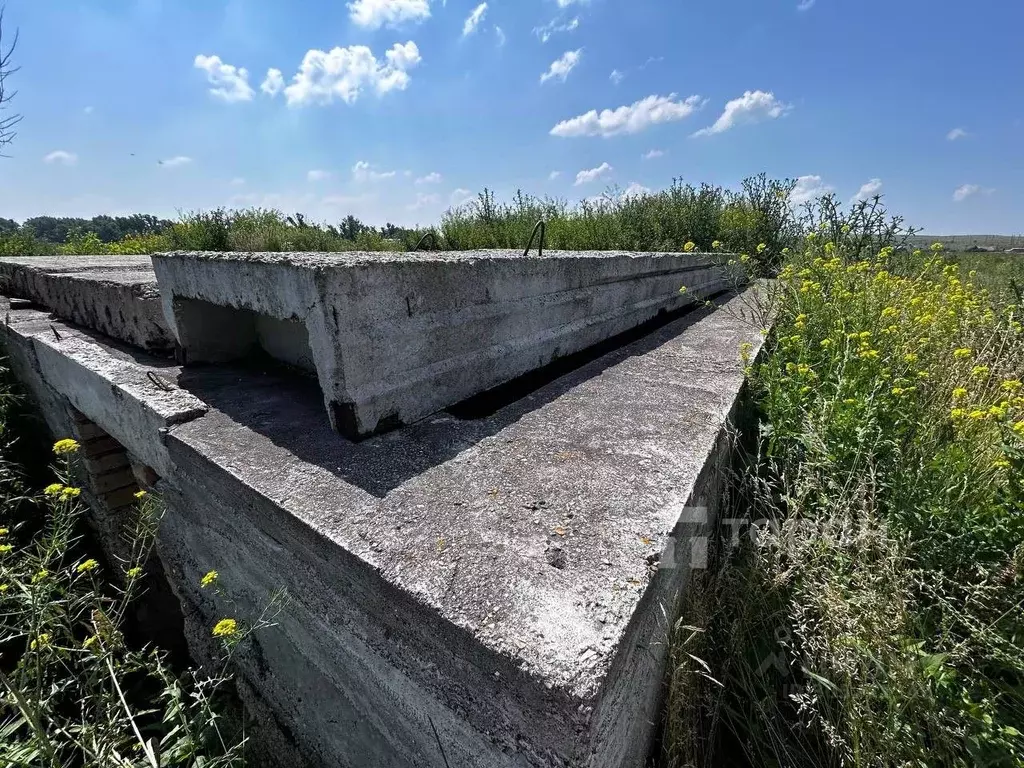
[0,255,174,353]
[0,286,765,767]
[151,250,735,438]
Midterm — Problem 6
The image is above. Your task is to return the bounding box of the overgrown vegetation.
[0,405,279,765]
[666,198,1024,767]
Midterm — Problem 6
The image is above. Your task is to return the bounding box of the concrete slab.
[0,283,766,767]
[0,255,174,353]
[151,250,736,439]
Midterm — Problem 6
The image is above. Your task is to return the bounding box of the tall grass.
[666,201,1024,767]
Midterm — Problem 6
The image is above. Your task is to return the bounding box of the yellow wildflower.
[32,569,48,584]
[683,241,696,252]
[930,242,944,252]
[971,365,990,378]
[968,410,987,420]
[756,243,767,254]
[1001,380,1022,393]
[0,584,8,593]
[126,566,143,579]
[952,388,968,400]
[712,240,723,249]
[843,398,857,405]
[0,528,6,537]
[44,483,64,497]
[83,635,97,649]
[200,570,219,589]
[76,559,98,574]
[52,439,80,455]
[678,286,687,295]
[0,544,11,554]
[881,307,898,318]
[212,618,238,638]
[1013,421,1024,437]
[30,633,50,651]
[134,489,148,499]
[61,487,81,499]
[953,348,972,360]
[951,408,967,420]
[820,339,832,349]
[904,353,918,363]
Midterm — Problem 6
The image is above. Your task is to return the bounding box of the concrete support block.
[152,250,737,439]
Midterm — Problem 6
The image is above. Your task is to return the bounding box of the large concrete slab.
[151,250,735,439]
[0,255,174,353]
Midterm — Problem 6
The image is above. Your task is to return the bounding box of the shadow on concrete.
[172,293,734,498]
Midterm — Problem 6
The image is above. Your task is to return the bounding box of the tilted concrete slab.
[0,255,174,354]
[0,288,765,767]
[151,250,735,439]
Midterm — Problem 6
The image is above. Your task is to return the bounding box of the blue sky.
[1,0,1022,232]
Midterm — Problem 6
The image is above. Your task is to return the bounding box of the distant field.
[913,234,1024,250]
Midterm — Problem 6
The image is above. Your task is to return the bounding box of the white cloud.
[230,177,246,186]
[307,169,332,182]
[83,106,94,115]
[548,171,561,180]
[261,68,285,97]
[282,42,422,106]
[43,150,77,166]
[551,93,704,138]
[609,69,624,85]
[574,162,612,186]
[797,0,815,10]
[348,0,430,29]
[952,184,994,202]
[851,178,883,201]
[642,149,664,160]
[495,26,506,46]
[556,0,588,6]
[692,90,790,137]
[790,174,833,204]
[450,188,474,205]
[621,182,651,199]
[408,192,440,210]
[352,160,398,182]
[415,172,443,184]
[159,156,193,168]
[463,3,487,36]
[534,16,579,42]
[947,127,968,141]
[540,49,582,84]
[193,54,255,102]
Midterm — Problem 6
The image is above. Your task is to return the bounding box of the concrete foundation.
[0,251,764,767]
[150,250,733,438]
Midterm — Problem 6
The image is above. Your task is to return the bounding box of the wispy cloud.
[463,3,487,36]
[352,160,397,182]
[851,178,883,202]
[609,69,624,85]
[194,54,255,102]
[540,49,582,84]
[574,162,612,186]
[307,169,331,182]
[797,0,815,11]
[642,149,664,160]
[953,183,994,201]
[450,188,474,205]
[621,182,651,199]
[692,90,790,137]
[415,172,443,184]
[534,15,579,42]
[551,94,705,138]
[495,26,506,46]
[43,150,78,166]
[159,156,193,168]
[548,171,561,180]
[791,174,833,204]
[947,127,969,141]
[408,192,440,210]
